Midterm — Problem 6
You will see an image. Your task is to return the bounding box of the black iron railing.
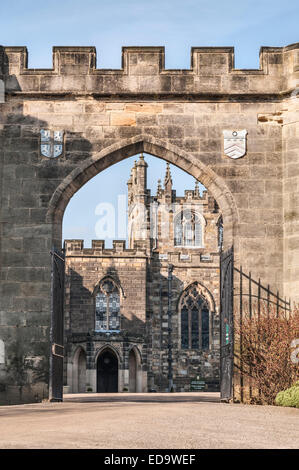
[233,266,291,402]
[234,267,291,319]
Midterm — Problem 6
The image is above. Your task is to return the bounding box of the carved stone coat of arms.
[40,129,64,158]
[223,130,247,159]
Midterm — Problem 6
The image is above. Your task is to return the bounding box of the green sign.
[190,380,206,391]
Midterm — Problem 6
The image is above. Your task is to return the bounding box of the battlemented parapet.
[64,238,148,336]
[1,44,298,95]
[64,239,148,256]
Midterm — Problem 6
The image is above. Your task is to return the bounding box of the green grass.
[275,382,299,409]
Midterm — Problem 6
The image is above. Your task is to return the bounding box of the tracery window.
[95,278,120,331]
[180,284,210,350]
[174,210,203,247]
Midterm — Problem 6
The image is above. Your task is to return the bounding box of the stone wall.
[64,239,148,393]
[64,239,148,335]
[283,93,299,302]
[0,43,298,403]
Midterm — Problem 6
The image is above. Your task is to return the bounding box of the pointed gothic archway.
[47,135,239,400]
[72,347,87,393]
[128,346,143,392]
[96,348,119,393]
[46,135,239,253]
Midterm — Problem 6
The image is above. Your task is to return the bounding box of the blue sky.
[62,154,203,247]
[1,0,298,246]
[1,0,298,69]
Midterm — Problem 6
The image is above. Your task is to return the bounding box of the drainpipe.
[167,263,174,392]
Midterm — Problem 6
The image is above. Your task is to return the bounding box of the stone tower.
[127,154,151,248]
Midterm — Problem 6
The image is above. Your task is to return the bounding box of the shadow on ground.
[63,392,221,404]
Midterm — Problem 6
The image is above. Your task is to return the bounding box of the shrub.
[234,305,299,405]
[275,382,299,408]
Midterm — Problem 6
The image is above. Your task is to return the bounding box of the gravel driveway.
[0,393,298,449]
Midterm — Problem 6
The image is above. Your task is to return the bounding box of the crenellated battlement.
[0,44,298,96]
[64,239,148,256]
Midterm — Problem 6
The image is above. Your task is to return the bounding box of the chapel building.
[64,154,222,393]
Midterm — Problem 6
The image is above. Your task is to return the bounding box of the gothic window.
[174,210,203,247]
[95,278,120,331]
[179,284,210,350]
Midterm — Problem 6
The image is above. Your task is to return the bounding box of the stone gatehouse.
[64,155,221,393]
[0,43,298,403]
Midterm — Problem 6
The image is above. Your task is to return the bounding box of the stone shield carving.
[40,129,64,158]
[223,130,247,159]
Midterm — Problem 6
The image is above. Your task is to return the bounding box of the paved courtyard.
[0,393,298,449]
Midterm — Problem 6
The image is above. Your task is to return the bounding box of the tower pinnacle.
[136,152,148,167]
[164,162,172,187]
[164,163,173,200]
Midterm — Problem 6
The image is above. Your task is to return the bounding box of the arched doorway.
[72,347,86,393]
[97,349,118,393]
[129,349,137,392]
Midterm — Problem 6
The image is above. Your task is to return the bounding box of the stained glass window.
[185,222,193,246]
[181,306,189,349]
[201,307,209,350]
[109,292,120,330]
[191,307,199,349]
[95,278,120,331]
[174,223,183,246]
[95,292,107,330]
[174,210,203,247]
[180,284,210,350]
